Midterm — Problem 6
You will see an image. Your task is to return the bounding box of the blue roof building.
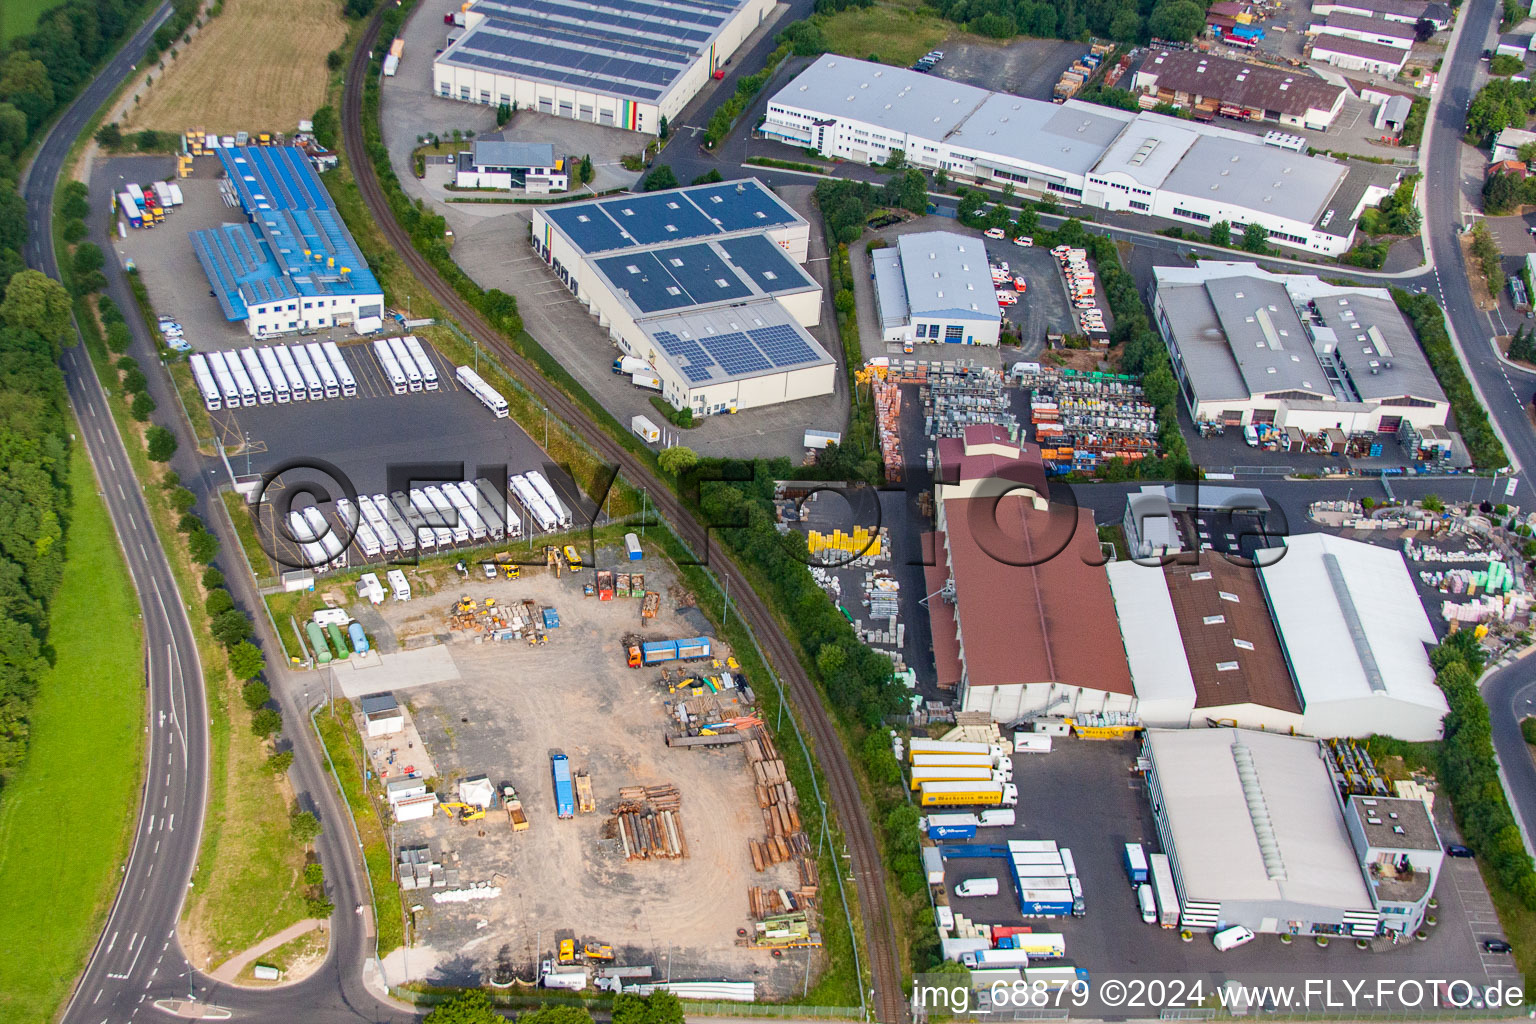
[191,146,384,337]
[530,178,833,416]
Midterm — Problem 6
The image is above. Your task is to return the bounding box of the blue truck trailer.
[640,636,712,666]
[552,754,574,818]
[1122,842,1148,885]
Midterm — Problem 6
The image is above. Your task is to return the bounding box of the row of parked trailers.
[370,335,440,395]
[190,341,357,411]
[281,471,575,570]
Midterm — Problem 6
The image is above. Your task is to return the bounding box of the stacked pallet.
[613,784,687,860]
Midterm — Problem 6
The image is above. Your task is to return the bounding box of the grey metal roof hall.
[470,136,556,170]
[437,0,751,105]
[543,178,801,255]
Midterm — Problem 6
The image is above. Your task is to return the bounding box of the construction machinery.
[439,801,486,823]
[575,770,596,814]
[563,544,584,572]
[455,595,478,613]
[546,545,564,578]
[582,942,615,962]
[491,552,521,579]
[558,939,577,964]
[502,784,529,831]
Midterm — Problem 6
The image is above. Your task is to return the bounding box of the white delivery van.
[978,809,1015,827]
[1213,926,1256,952]
[1137,884,1157,924]
[955,878,1000,898]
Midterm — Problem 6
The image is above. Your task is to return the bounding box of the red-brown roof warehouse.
[925,428,1134,722]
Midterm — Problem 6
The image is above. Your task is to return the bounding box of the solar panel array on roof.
[716,233,811,293]
[544,178,800,256]
[438,0,749,105]
[651,316,827,384]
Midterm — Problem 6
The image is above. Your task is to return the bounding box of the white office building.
[761,56,1391,256]
[872,232,1001,346]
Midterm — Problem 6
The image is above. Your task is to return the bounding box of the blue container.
[929,823,978,840]
[642,640,677,665]
[624,532,643,561]
[551,755,574,818]
[542,607,560,629]
[1019,900,1074,916]
[348,621,369,654]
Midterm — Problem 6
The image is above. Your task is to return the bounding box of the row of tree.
[1394,289,1509,469]
[924,0,1208,45]
[422,988,685,1024]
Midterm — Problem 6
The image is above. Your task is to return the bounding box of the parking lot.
[347,561,808,995]
[99,155,259,355]
[931,739,1503,1007]
[928,37,1086,101]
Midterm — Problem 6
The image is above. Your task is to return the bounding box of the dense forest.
[0,0,169,787]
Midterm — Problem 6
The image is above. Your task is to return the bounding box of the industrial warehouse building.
[1309,10,1419,49]
[761,56,1396,255]
[924,426,1135,720]
[1308,33,1412,76]
[432,0,772,133]
[1110,532,1447,740]
[191,146,384,338]
[529,179,835,415]
[872,232,1001,347]
[1151,262,1449,434]
[455,135,568,193]
[1132,50,1346,131]
[1144,729,1443,937]
[1311,0,1450,29]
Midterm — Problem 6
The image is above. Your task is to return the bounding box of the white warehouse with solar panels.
[432,0,773,133]
[530,178,836,416]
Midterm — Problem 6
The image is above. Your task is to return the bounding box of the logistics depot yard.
[322,553,818,995]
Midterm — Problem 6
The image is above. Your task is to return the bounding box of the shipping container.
[1012,851,1067,866]
[923,812,980,832]
[275,344,307,401]
[909,738,999,759]
[911,753,997,769]
[375,339,408,394]
[1008,840,1059,853]
[960,949,1029,969]
[257,347,292,403]
[929,823,978,840]
[1149,853,1178,928]
[189,353,222,411]
[401,335,439,390]
[322,340,357,396]
[632,414,661,443]
[456,364,508,417]
[630,372,662,391]
[1122,843,1149,885]
[291,342,325,400]
[1019,894,1074,916]
[551,754,575,818]
[1025,965,1089,989]
[305,341,340,398]
[909,766,998,790]
[239,348,274,404]
[919,780,1004,807]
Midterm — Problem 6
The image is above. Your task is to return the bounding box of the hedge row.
[1393,290,1509,469]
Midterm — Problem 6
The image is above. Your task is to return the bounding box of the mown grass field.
[128,0,346,134]
[817,0,951,68]
[1,0,51,42]
[0,445,146,1024]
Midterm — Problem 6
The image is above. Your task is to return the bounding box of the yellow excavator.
[439,801,486,823]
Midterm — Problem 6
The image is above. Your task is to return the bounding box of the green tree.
[495,102,512,127]
[1492,53,1524,76]
[515,1008,594,1024]
[579,153,593,184]
[479,289,521,334]
[1240,222,1269,253]
[304,862,325,886]
[658,115,669,140]
[230,641,266,681]
[1148,0,1206,41]
[642,164,678,191]
[1142,362,1178,410]
[311,106,339,150]
[202,566,225,590]
[146,425,178,462]
[266,750,294,775]
[1208,220,1231,247]
[0,270,72,352]
[212,609,253,647]
[241,679,271,710]
[327,48,346,71]
[1522,717,1536,745]
[60,181,90,221]
[170,486,197,513]
[252,707,283,737]
[289,808,321,843]
[62,218,86,244]
[1510,325,1536,363]
[611,991,683,1024]
[834,289,855,315]
[189,529,219,564]
[691,169,724,186]
[658,445,698,476]
[121,367,147,394]
[423,990,504,1023]
[130,391,156,421]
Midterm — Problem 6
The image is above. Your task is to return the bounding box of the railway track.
[342,13,906,1022]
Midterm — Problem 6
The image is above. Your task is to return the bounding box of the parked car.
[1446,844,1474,858]
[984,227,1005,239]
[1013,276,1028,290]
[1013,235,1032,247]
[166,337,191,353]
[1213,925,1256,952]
[1484,939,1512,954]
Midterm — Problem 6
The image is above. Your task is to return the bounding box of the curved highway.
[342,11,906,1023]
[24,5,400,1022]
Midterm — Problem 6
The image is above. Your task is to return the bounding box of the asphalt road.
[20,5,213,1023]
[23,4,404,1022]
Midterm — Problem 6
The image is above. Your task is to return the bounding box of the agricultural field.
[817,0,951,68]
[0,447,146,1024]
[1,0,51,42]
[126,0,346,135]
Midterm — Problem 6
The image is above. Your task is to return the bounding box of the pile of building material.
[747,886,811,920]
[941,713,1009,749]
[433,884,501,903]
[614,785,687,860]
[874,377,903,483]
[398,845,457,890]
